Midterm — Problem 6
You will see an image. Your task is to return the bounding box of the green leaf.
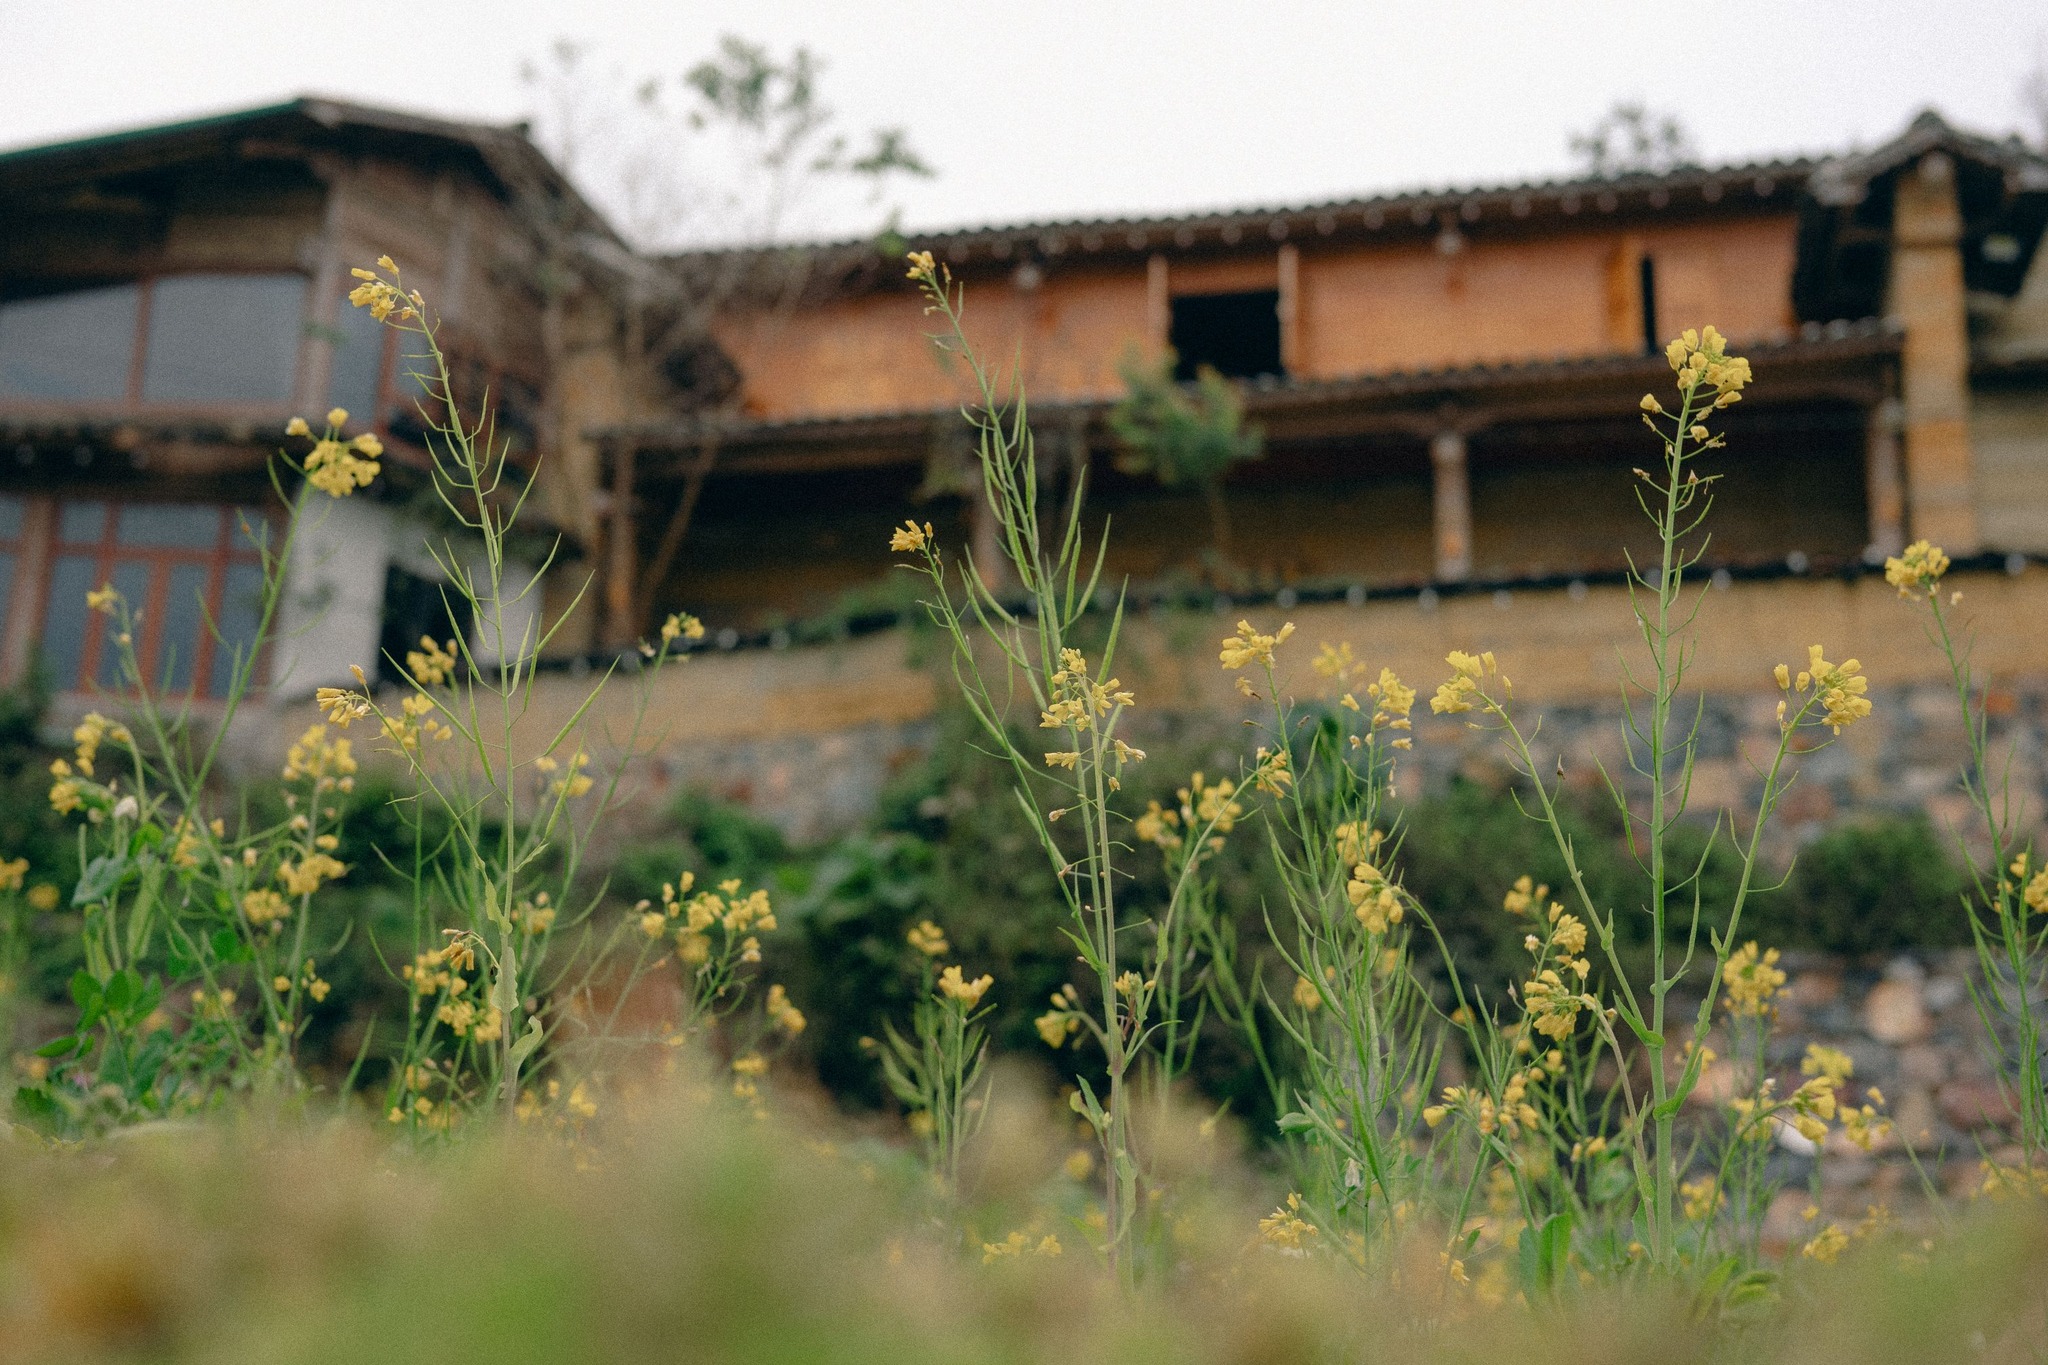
[68,970,100,1011]
[210,927,251,965]
[1518,1210,1573,1295]
[34,1035,79,1058]
[507,1017,545,1068]
[103,968,139,1014]
[1274,1111,1317,1134]
[72,852,130,907]
[11,1086,57,1121]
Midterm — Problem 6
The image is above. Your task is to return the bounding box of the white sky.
[1,0,2043,244]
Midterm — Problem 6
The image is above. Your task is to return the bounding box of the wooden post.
[1277,243,1301,375]
[1430,428,1473,583]
[635,437,718,632]
[603,441,637,646]
[1146,253,1170,360]
[1865,394,1906,560]
[1889,151,1979,552]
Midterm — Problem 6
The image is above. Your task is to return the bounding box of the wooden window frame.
[8,496,274,700]
[0,270,312,418]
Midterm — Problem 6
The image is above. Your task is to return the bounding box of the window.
[0,274,305,406]
[38,500,270,698]
[0,284,141,400]
[325,285,392,421]
[1168,290,1283,381]
[142,274,305,403]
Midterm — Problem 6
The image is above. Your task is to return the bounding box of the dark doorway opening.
[1639,255,1660,354]
[379,563,473,684]
[1169,289,1283,381]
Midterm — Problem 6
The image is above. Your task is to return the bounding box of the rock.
[1923,974,1967,1013]
[1891,1087,1940,1148]
[1898,1044,1949,1087]
[1759,1188,1815,1258]
[1864,978,1933,1044]
[1788,969,1842,1010]
[1938,1078,2018,1131]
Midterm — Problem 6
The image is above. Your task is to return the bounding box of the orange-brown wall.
[712,213,1802,420]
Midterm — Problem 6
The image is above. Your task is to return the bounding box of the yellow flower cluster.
[540,749,592,798]
[889,520,933,553]
[1040,647,1134,734]
[1680,1175,1725,1222]
[1661,325,1752,406]
[906,919,949,957]
[937,965,993,1009]
[659,613,706,647]
[302,429,383,499]
[1134,772,1243,859]
[347,257,420,323]
[406,635,459,686]
[1774,644,1871,734]
[242,888,291,928]
[404,940,474,997]
[1345,861,1404,936]
[658,875,776,968]
[381,692,456,752]
[1291,974,1323,1011]
[0,856,26,893]
[2008,855,2048,917]
[981,1229,1063,1263]
[276,852,346,897]
[1883,539,1950,599]
[766,982,807,1035]
[1219,619,1294,671]
[1429,650,1508,716]
[1257,1192,1316,1251]
[316,685,374,729]
[1719,941,1786,1019]
[70,712,131,779]
[1502,874,1546,917]
[1363,667,1416,747]
[1425,1066,1544,1139]
[1034,983,1083,1048]
[281,723,358,788]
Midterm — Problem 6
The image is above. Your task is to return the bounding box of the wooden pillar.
[603,442,637,646]
[1430,428,1472,583]
[1277,243,1301,375]
[1146,253,1170,359]
[295,172,348,415]
[1865,395,1906,560]
[1889,151,1979,552]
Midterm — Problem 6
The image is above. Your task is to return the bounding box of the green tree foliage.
[1107,348,1263,559]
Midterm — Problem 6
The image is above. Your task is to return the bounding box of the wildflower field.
[1,255,2045,1364]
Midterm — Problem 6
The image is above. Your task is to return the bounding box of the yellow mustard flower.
[905,919,949,957]
[937,965,993,1009]
[1219,619,1295,671]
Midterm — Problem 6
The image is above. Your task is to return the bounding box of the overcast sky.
[2,0,2043,243]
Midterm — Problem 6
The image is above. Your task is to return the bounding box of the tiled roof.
[592,318,1901,453]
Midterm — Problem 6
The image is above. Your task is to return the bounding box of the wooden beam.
[1865,392,1906,559]
[602,442,636,646]
[634,437,719,633]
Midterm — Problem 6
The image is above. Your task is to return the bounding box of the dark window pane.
[1168,290,1283,380]
[58,501,108,545]
[158,562,210,694]
[41,554,98,690]
[117,503,221,550]
[328,294,387,422]
[0,498,24,542]
[209,561,265,699]
[94,560,150,689]
[0,552,14,645]
[140,274,304,403]
[0,283,140,401]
